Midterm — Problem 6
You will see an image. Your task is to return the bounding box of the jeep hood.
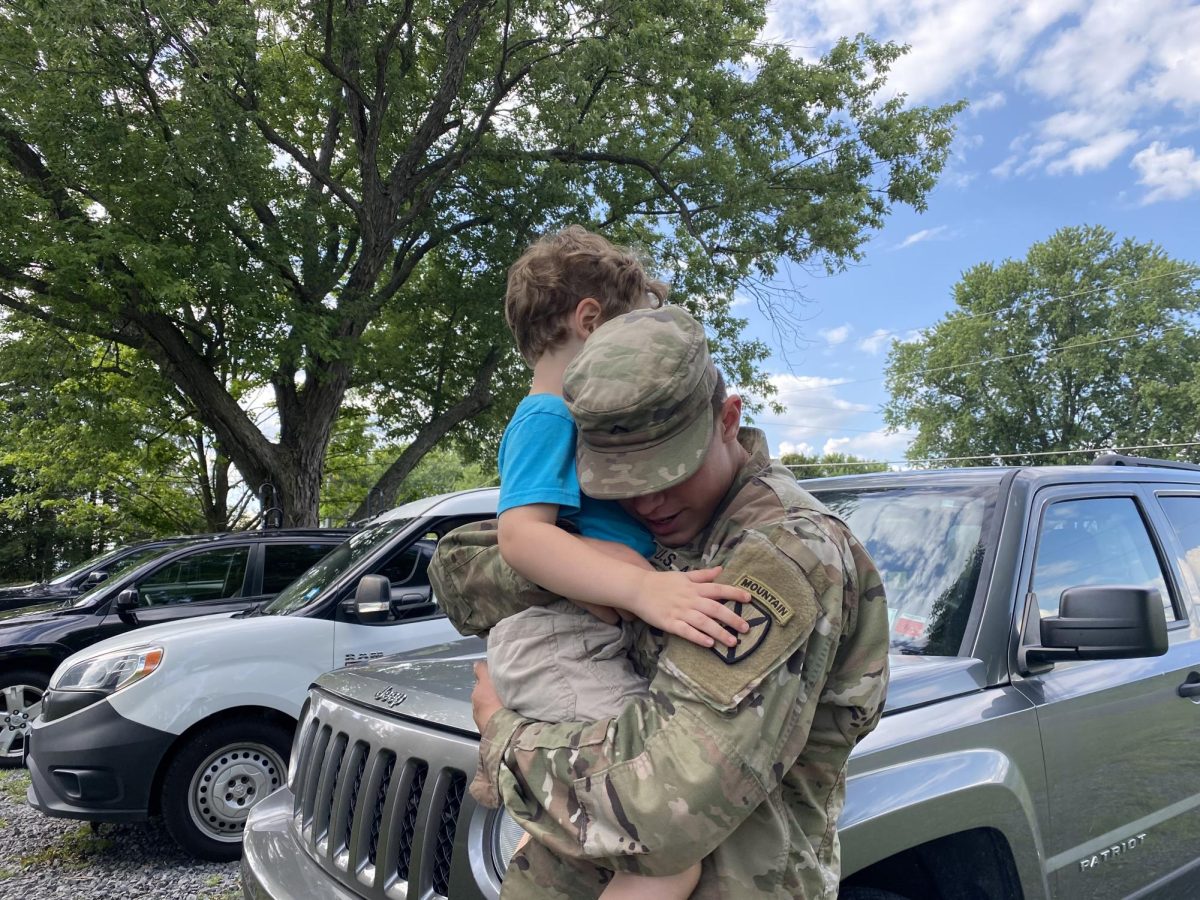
[316,642,986,736]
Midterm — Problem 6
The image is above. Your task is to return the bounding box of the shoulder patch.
[735,574,792,625]
[661,531,820,711]
[710,599,771,664]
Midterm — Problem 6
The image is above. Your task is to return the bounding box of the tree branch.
[348,345,501,520]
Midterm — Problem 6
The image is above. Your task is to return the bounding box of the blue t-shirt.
[497,394,654,557]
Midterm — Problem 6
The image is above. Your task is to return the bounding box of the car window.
[811,484,996,656]
[1032,497,1174,621]
[261,543,336,595]
[264,518,413,616]
[135,547,250,607]
[377,543,432,587]
[1159,496,1200,595]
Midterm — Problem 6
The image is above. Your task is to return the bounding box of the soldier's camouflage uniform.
[429,306,890,899]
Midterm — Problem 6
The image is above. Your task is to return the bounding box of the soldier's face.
[619,396,746,546]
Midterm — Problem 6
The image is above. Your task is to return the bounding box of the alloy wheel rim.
[0,683,43,760]
[186,741,286,842]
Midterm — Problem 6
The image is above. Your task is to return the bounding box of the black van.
[0,528,351,767]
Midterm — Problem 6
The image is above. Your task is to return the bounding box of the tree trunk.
[348,346,501,521]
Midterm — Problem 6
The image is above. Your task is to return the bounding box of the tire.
[160,716,292,861]
[0,668,49,768]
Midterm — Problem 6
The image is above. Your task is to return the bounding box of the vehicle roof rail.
[1091,453,1200,472]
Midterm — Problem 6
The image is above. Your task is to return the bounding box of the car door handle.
[1178,672,1200,698]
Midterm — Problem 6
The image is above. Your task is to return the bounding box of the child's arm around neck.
[496,506,750,649]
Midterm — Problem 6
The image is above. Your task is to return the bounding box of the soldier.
[432,305,890,899]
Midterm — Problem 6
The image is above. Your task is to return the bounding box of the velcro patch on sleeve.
[660,531,821,711]
[735,573,793,625]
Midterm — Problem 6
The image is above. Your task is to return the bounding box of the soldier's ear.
[573,298,603,337]
[718,395,742,441]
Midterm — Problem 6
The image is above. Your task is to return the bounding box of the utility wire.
[783,324,1170,395]
[781,440,1200,470]
[887,267,1196,335]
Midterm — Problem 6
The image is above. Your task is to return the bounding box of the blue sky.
[742,0,1200,465]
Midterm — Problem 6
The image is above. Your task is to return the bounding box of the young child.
[485,226,750,899]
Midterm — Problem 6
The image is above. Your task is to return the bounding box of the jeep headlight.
[491,807,527,877]
[53,646,164,694]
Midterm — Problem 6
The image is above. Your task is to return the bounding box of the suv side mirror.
[85,570,108,586]
[1022,586,1168,670]
[344,574,391,624]
[114,588,140,612]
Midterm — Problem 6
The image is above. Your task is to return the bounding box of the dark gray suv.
[242,457,1200,900]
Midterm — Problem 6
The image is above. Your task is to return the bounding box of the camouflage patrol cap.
[563,305,718,500]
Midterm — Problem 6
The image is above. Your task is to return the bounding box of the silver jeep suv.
[242,458,1200,899]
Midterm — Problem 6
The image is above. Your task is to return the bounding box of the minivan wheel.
[161,717,291,861]
[0,669,48,768]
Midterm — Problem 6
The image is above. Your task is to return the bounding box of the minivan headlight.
[53,647,164,694]
[491,807,527,877]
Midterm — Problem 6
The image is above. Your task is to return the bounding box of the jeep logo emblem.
[374,687,408,707]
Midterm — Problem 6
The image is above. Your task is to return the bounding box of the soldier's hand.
[472,661,504,733]
[632,567,751,648]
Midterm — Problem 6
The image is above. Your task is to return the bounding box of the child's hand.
[633,567,751,648]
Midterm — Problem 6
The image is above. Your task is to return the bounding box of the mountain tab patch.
[736,573,793,625]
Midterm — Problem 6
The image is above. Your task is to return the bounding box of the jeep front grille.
[290,687,489,900]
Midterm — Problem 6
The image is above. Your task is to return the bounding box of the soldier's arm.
[479,526,887,874]
[428,520,561,637]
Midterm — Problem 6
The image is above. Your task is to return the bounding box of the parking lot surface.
[0,770,240,899]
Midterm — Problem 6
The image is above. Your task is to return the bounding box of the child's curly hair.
[504,226,668,367]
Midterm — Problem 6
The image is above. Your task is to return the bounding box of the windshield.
[263,518,414,616]
[68,544,182,608]
[46,545,130,586]
[811,483,998,656]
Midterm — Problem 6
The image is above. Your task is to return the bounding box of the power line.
[892,267,1196,335]
[783,324,1170,395]
[782,440,1200,470]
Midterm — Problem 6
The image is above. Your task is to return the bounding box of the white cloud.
[777,440,816,457]
[895,226,948,250]
[971,91,1007,114]
[1131,141,1200,203]
[822,429,912,462]
[1045,130,1139,174]
[857,329,895,355]
[767,0,1200,181]
[818,323,852,346]
[759,373,872,448]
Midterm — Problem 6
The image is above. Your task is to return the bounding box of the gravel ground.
[0,769,241,900]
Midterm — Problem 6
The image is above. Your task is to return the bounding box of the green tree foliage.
[781,452,889,479]
[320,441,496,526]
[0,0,962,523]
[883,226,1200,466]
[0,318,250,581]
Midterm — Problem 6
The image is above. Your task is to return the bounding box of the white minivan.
[26,488,496,861]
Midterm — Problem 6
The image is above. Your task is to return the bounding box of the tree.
[0,0,962,523]
[782,452,888,478]
[0,318,245,580]
[883,226,1200,466]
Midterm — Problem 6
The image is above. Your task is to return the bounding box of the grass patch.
[0,771,30,803]
[0,867,14,881]
[201,889,241,900]
[18,823,114,869]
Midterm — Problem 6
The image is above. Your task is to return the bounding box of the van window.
[262,543,337,595]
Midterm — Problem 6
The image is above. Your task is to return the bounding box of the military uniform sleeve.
[478,525,852,875]
[428,519,561,637]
